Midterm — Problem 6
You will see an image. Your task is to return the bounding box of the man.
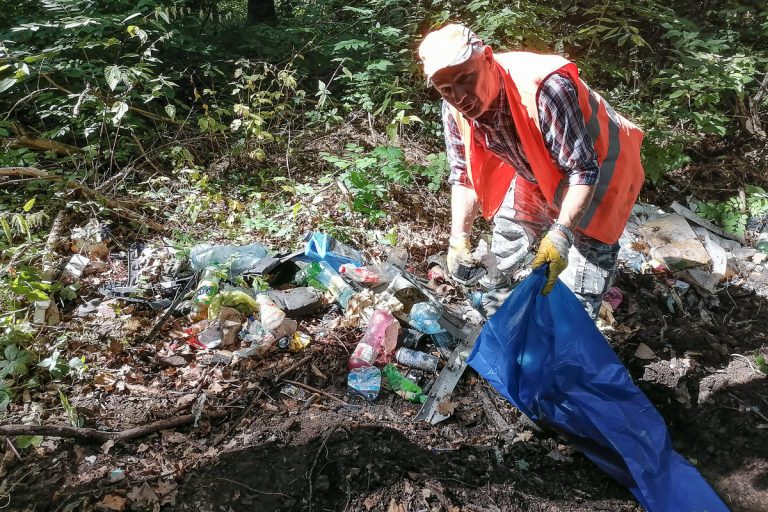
[418,24,645,318]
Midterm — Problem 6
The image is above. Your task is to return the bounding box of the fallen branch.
[4,134,82,156]
[0,166,165,231]
[282,379,351,407]
[0,410,226,443]
[275,355,312,381]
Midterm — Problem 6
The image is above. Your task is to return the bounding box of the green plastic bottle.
[382,364,427,404]
[293,262,327,291]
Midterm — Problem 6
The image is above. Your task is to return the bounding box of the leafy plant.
[696,186,768,235]
[0,345,33,379]
[59,388,83,427]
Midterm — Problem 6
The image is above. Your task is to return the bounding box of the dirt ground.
[2,251,767,512]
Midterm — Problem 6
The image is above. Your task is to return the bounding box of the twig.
[214,477,292,498]
[276,355,312,381]
[211,399,257,448]
[282,379,351,407]
[4,438,21,461]
[731,353,758,373]
[308,423,341,512]
[0,167,165,231]
[0,411,227,443]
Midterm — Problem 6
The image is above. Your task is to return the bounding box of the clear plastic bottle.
[314,261,355,309]
[348,309,400,369]
[409,302,445,334]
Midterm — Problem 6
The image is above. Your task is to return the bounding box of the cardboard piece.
[637,214,711,271]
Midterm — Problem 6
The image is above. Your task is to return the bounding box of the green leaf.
[0,345,33,378]
[22,197,36,212]
[0,78,16,94]
[111,101,129,125]
[104,66,122,91]
[15,435,43,449]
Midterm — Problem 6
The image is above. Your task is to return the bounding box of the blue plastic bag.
[302,232,363,271]
[467,268,728,512]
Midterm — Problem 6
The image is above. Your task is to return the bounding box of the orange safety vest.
[450,52,645,244]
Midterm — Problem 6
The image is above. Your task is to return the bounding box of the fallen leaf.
[634,343,656,360]
[96,494,127,511]
[546,449,572,463]
[363,496,377,510]
[436,399,457,416]
[387,498,405,512]
[101,440,115,454]
[127,482,159,507]
[513,430,533,444]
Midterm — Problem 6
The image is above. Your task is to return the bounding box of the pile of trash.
[59,230,484,408]
[601,200,768,328]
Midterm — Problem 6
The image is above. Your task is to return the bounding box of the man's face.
[430,46,499,119]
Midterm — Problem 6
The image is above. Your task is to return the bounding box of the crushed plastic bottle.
[409,301,445,335]
[347,367,381,401]
[190,243,268,277]
[382,364,427,403]
[348,309,400,369]
[314,261,355,309]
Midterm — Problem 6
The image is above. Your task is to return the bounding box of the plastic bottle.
[431,331,457,359]
[347,367,381,401]
[255,293,286,330]
[292,262,327,290]
[191,265,226,320]
[348,309,400,369]
[382,364,427,403]
[314,261,355,309]
[395,348,439,372]
[409,302,445,334]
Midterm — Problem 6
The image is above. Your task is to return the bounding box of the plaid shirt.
[442,72,600,187]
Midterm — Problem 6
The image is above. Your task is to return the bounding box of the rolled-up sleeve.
[538,74,600,186]
[441,100,470,186]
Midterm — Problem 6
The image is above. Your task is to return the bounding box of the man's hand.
[447,233,474,275]
[531,229,572,295]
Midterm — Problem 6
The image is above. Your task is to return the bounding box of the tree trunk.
[247,0,276,24]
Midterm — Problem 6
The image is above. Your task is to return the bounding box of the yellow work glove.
[531,228,572,295]
[447,233,474,275]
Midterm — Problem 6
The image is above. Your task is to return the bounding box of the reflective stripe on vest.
[449,52,645,244]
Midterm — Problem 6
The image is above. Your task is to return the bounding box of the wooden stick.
[0,411,226,443]
[282,379,351,406]
[275,355,312,381]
